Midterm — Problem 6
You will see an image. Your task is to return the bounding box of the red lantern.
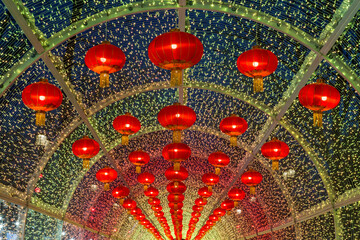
[165,166,189,186]
[206,220,214,227]
[84,41,126,88]
[144,187,159,200]
[198,186,212,199]
[213,208,226,218]
[158,103,196,143]
[261,137,289,170]
[209,214,219,223]
[221,199,235,214]
[123,199,137,211]
[96,167,117,190]
[148,198,161,206]
[168,194,184,203]
[241,169,263,195]
[162,143,191,170]
[72,136,100,169]
[298,79,340,127]
[136,214,145,221]
[195,197,207,206]
[22,79,63,126]
[152,205,163,212]
[169,202,183,209]
[228,188,245,207]
[208,151,230,175]
[155,211,164,218]
[220,114,248,146]
[137,172,155,190]
[237,45,278,92]
[112,186,130,204]
[192,212,201,218]
[129,149,150,173]
[148,29,203,86]
[113,113,141,145]
[167,181,187,194]
[130,207,142,216]
[202,173,220,192]
[192,205,203,212]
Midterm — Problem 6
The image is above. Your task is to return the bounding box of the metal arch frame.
[2,0,360,98]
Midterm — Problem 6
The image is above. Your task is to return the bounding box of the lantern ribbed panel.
[85,42,126,74]
[148,30,203,70]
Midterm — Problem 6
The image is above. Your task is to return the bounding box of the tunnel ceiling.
[0,0,360,239]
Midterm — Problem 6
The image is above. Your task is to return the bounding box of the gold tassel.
[170,69,182,87]
[272,160,279,171]
[104,183,110,191]
[173,130,181,143]
[253,76,264,93]
[234,201,238,207]
[119,199,124,205]
[230,136,237,146]
[174,203,178,210]
[122,135,129,145]
[144,185,148,191]
[100,71,110,88]
[313,111,323,127]
[83,159,90,169]
[227,210,231,215]
[174,162,180,171]
[35,111,46,126]
[174,181,179,187]
[250,186,255,195]
[208,186,212,193]
[215,167,221,175]
[136,166,141,174]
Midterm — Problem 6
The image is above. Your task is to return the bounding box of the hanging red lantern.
[202,173,220,192]
[165,166,189,186]
[221,199,235,214]
[112,186,130,205]
[22,79,63,126]
[158,103,196,143]
[137,172,155,190]
[136,213,146,221]
[123,198,137,212]
[148,29,203,86]
[209,214,219,223]
[148,198,161,206]
[72,136,100,169]
[192,212,201,218]
[213,208,226,219]
[167,181,187,194]
[198,186,212,199]
[195,197,207,207]
[129,149,150,173]
[155,211,164,218]
[261,137,289,170]
[220,114,248,147]
[206,220,214,227]
[241,169,263,195]
[168,194,184,203]
[298,79,340,127]
[96,167,117,190]
[84,41,126,88]
[208,151,230,175]
[144,187,159,201]
[192,205,203,212]
[130,207,142,216]
[152,205,163,212]
[162,143,191,170]
[237,45,278,92]
[169,202,183,209]
[228,188,245,207]
[113,113,141,145]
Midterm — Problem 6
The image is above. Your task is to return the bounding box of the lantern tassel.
[119,199,124,205]
[227,210,231,215]
[215,167,221,175]
[35,111,46,126]
[171,69,182,87]
[234,201,238,207]
[83,159,90,169]
[250,186,256,195]
[208,186,213,193]
[122,135,129,145]
[100,71,110,88]
[104,183,110,191]
[173,130,181,143]
[230,136,237,146]
[136,166,141,174]
[253,76,264,93]
[313,111,323,127]
[144,185,148,191]
[174,162,180,171]
[174,181,179,187]
[272,160,279,171]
